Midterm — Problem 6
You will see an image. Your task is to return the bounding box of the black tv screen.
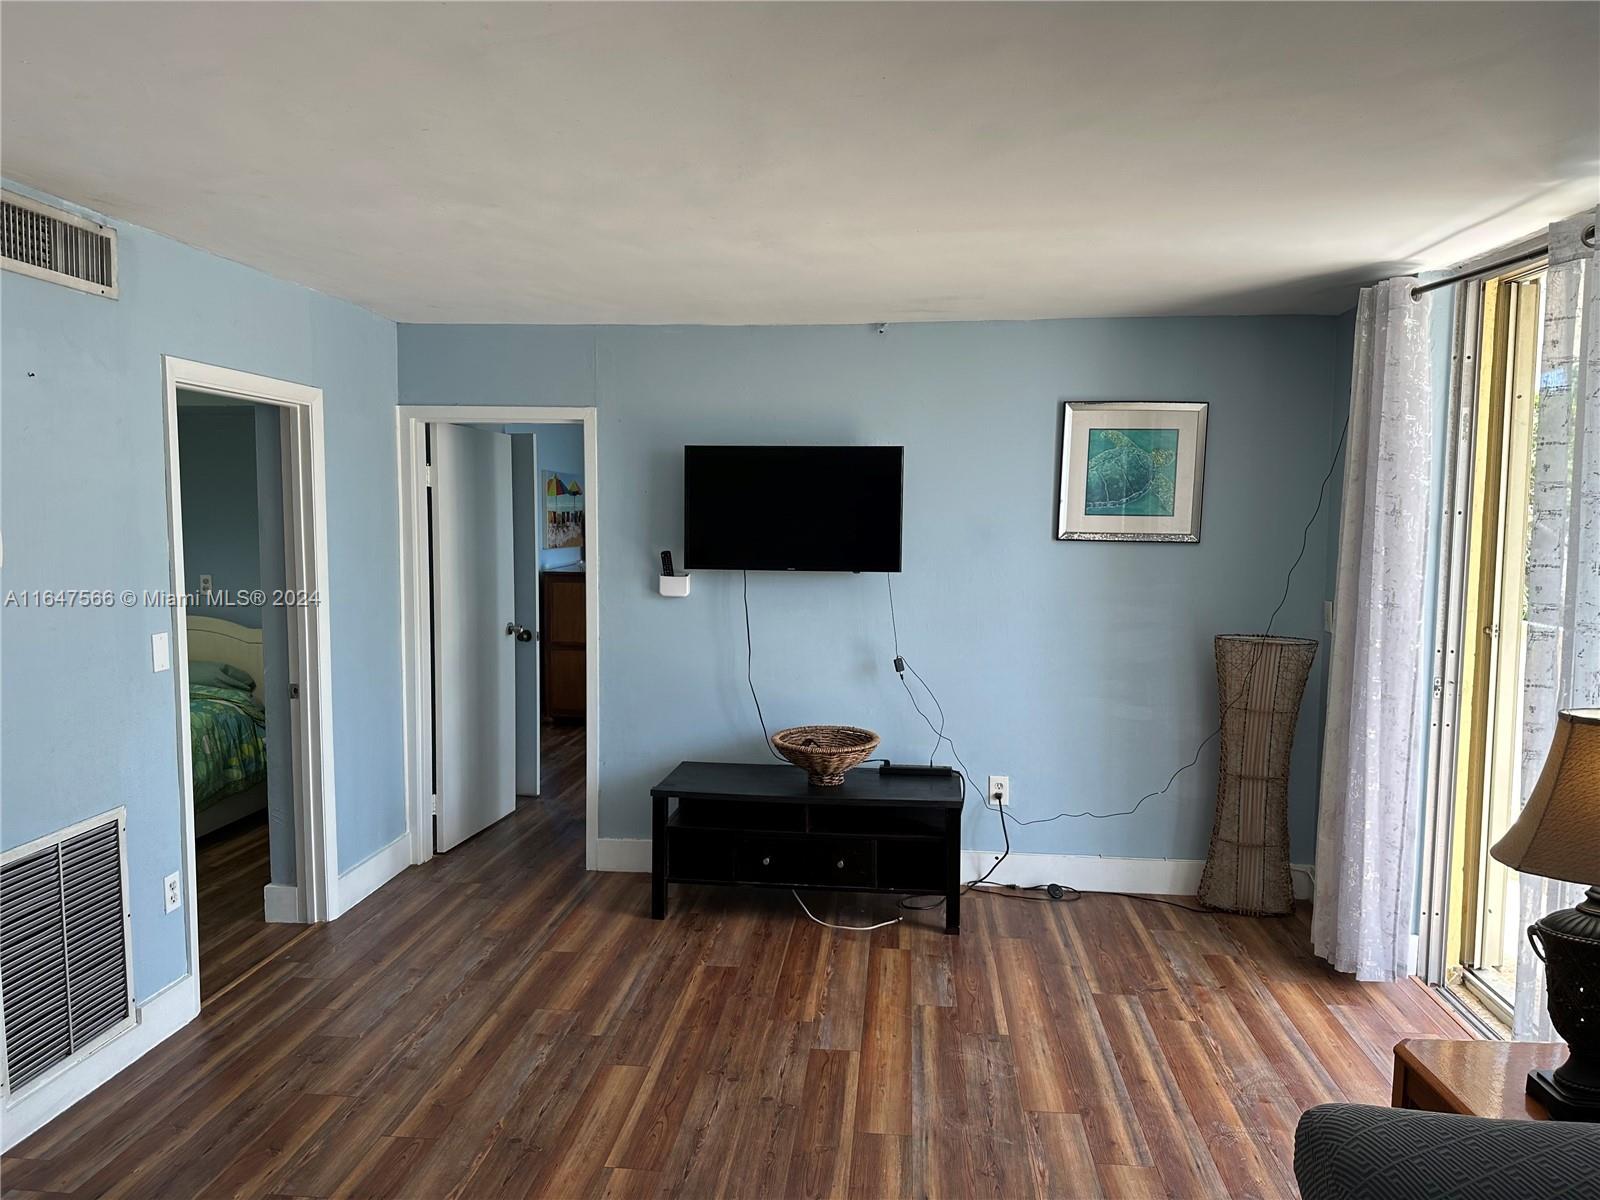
[684,445,904,572]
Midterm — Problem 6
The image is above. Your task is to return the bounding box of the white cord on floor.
[791,889,902,931]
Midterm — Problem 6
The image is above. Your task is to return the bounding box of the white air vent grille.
[1,812,133,1095]
[1,191,118,298]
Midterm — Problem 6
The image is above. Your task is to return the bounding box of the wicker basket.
[771,725,881,786]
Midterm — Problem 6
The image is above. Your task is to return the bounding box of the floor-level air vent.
[1,811,134,1096]
[1,190,118,298]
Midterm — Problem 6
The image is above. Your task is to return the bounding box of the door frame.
[395,406,599,870]
[161,356,340,991]
[521,432,542,795]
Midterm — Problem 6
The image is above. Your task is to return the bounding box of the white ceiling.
[3,3,1596,324]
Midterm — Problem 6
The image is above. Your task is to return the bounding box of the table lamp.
[1490,708,1600,1121]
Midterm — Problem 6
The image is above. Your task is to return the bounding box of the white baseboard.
[262,882,301,924]
[962,849,1315,900]
[596,838,1311,900]
[334,833,410,918]
[1,973,199,1152]
[595,837,651,873]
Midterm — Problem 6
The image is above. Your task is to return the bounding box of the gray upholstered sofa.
[1294,1104,1600,1199]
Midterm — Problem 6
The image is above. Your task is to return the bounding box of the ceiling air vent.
[1,190,118,298]
[1,811,134,1096]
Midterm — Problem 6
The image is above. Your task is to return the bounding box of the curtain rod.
[1410,223,1597,299]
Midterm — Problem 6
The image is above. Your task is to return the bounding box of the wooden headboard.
[186,616,265,702]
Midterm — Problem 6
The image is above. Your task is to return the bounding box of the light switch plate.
[163,871,181,913]
[151,631,171,672]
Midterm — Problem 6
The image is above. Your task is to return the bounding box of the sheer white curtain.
[1312,278,1438,981]
[1514,211,1599,1037]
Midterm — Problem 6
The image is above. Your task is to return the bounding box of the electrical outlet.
[198,574,214,595]
[988,775,1010,807]
[164,871,181,914]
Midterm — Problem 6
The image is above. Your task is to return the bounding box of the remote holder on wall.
[659,549,690,596]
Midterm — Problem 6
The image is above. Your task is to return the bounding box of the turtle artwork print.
[1084,428,1179,517]
[1058,402,1207,542]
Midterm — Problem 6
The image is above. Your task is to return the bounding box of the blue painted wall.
[175,401,262,627]
[1,183,404,1002]
[398,320,1347,862]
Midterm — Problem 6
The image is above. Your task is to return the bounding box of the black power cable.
[887,575,1012,890]
[887,405,1351,913]
[746,406,1350,917]
[967,882,1211,915]
[1002,405,1352,826]
[742,570,788,762]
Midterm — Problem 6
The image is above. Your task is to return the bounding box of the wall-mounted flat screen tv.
[684,445,904,572]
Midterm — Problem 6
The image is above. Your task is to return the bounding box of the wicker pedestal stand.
[1197,634,1318,916]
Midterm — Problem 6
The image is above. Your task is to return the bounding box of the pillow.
[190,660,256,692]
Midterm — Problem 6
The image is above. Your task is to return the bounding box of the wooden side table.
[1393,1038,1569,1121]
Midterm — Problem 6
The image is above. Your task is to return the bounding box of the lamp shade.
[1490,709,1600,887]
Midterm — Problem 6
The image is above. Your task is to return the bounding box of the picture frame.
[1057,401,1208,542]
[542,469,585,550]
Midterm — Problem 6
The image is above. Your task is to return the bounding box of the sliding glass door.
[1442,266,1544,1024]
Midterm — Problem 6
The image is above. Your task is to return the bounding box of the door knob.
[506,623,533,642]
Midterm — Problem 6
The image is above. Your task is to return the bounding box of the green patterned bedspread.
[190,683,267,808]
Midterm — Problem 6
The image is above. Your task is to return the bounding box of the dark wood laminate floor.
[7,722,1470,1199]
[196,812,312,1005]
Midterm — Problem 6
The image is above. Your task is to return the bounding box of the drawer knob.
[836,860,846,869]
[762,856,772,866]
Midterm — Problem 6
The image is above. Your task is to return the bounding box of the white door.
[430,423,516,851]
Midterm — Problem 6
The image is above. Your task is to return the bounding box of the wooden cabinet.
[540,568,586,720]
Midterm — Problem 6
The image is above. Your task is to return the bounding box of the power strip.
[878,762,955,778]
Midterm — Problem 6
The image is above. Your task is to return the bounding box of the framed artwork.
[1057,401,1208,542]
[542,470,585,550]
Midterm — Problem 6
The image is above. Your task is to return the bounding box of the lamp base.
[1527,887,1600,1123]
[1529,1067,1600,1123]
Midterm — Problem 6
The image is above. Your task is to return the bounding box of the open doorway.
[513,422,587,809]
[162,358,338,1009]
[397,407,598,869]
[175,394,299,1000]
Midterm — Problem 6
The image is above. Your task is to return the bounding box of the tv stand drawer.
[735,836,873,888]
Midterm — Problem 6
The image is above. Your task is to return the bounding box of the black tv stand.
[650,760,965,933]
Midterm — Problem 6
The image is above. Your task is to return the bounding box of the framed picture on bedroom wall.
[1056,401,1208,542]
[542,469,585,550]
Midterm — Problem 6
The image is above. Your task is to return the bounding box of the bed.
[187,616,270,837]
